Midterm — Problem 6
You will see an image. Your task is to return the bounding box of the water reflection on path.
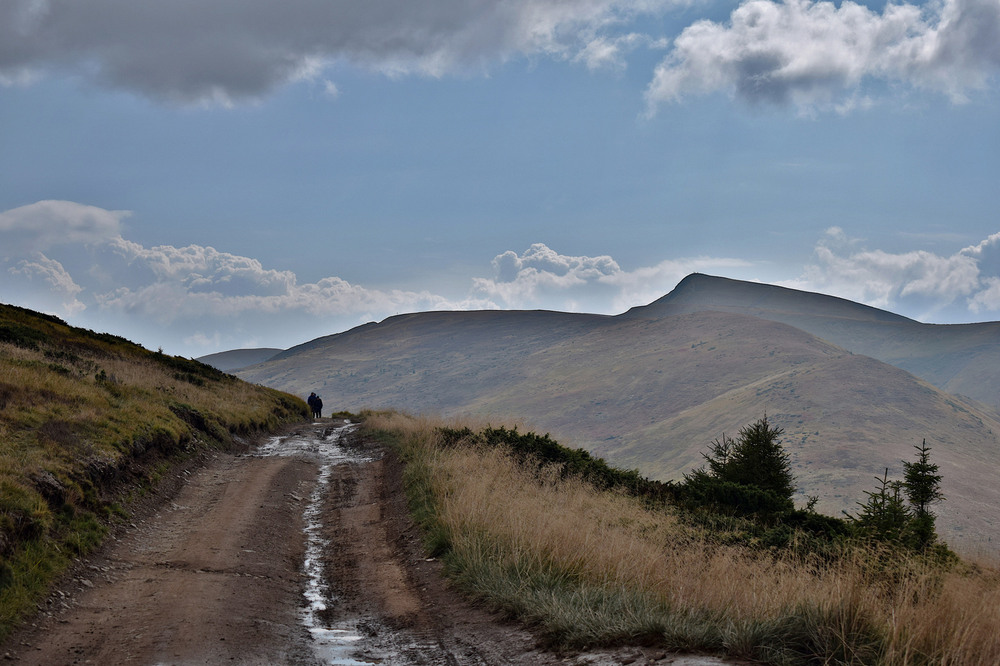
[258,421,375,666]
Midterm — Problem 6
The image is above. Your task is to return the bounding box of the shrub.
[437,425,675,504]
[0,323,46,350]
[679,472,792,518]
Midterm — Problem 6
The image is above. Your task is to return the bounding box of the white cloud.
[0,200,503,354]
[789,227,1000,320]
[8,252,86,314]
[0,202,757,354]
[0,200,127,257]
[87,244,493,324]
[474,242,752,312]
[0,0,673,105]
[103,238,296,298]
[474,243,621,311]
[645,0,1000,112]
[574,32,658,70]
[4,0,996,110]
[963,232,1000,312]
[968,278,1000,313]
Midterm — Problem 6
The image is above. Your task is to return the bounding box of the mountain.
[626,274,1000,406]
[235,283,1000,549]
[197,347,283,372]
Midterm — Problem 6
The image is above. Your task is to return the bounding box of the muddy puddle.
[252,423,740,666]
[257,421,378,665]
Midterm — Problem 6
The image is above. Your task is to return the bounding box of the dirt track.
[6,422,737,665]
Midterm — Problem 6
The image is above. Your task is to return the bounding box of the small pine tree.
[723,416,796,502]
[853,469,911,543]
[702,434,734,477]
[683,415,796,517]
[850,440,946,551]
[902,440,944,551]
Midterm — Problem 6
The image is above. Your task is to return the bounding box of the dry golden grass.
[365,411,1000,665]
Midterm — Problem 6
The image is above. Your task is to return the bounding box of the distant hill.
[197,347,283,372]
[626,274,1000,406]
[235,285,1000,549]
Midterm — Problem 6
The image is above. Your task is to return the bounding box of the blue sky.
[2,0,1000,357]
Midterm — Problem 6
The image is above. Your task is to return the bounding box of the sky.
[2,0,1000,358]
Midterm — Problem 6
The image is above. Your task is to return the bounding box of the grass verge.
[362,410,1000,665]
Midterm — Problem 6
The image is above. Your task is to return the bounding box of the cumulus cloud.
[574,32,663,71]
[789,227,1000,319]
[474,242,751,312]
[1,201,759,355]
[0,200,127,256]
[0,0,671,104]
[9,253,85,314]
[646,0,1000,112]
[963,232,1000,313]
[0,200,502,355]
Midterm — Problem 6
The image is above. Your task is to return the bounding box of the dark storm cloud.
[0,0,667,103]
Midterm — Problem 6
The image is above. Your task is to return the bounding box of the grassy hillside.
[0,303,307,639]
[196,347,284,372]
[240,309,618,412]
[365,411,1000,665]
[237,308,1000,549]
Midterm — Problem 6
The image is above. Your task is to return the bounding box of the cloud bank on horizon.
[4,200,1000,357]
[2,0,999,111]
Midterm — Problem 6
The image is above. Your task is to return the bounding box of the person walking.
[307,392,323,419]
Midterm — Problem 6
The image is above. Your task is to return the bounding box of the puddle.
[259,422,377,665]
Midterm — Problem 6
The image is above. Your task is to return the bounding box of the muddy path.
[6,422,737,665]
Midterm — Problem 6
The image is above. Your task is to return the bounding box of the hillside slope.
[627,273,1000,406]
[196,347,283,372]
[237,305,1000,548]
[0,303,307,638]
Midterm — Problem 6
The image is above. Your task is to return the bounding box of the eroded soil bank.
[5,422,741,665]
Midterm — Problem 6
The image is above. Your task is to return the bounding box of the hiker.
[307,392,323,419]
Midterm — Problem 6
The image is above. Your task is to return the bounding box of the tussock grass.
[363,411,1000,665]
[0,304,308,641]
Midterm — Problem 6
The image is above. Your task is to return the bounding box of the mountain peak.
[626,273,913,324]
